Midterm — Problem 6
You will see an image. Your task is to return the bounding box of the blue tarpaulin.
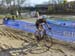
[4,20,75,42]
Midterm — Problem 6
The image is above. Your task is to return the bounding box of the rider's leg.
[35,24,43,41]
[38,24,46,40]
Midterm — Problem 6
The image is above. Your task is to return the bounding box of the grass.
[0,14,22,20]
[0,14,75,21]
[0,15,5,19]
[48,17,75,21]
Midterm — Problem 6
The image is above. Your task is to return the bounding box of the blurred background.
[0,0,75,19]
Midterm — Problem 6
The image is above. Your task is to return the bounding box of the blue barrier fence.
[4,20,75,42]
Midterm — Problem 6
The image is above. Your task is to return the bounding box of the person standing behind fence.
[3,16,8,24]
[12,16,15,20]
[34,11,40,18]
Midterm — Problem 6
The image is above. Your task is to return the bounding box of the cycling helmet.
[42,15,47,19]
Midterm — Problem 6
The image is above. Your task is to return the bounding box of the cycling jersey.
[35,19,46,29]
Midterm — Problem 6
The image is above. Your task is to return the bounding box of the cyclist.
[35,24,46,42]
[36,16,51,30]
[35,16,51,41]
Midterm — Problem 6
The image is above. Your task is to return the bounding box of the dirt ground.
[0,18,75,56]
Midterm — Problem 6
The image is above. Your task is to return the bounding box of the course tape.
[4,20,75,42]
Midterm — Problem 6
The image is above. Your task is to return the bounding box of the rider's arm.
[45,21,51,30]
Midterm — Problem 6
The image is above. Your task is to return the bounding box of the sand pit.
[0,25,74,56]
[0,17,75,56]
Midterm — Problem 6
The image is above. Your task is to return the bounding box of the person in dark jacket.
[35,16,51,30]
[35,16,51,41]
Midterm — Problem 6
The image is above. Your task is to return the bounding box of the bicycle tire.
[43,34,53,48]
[29,34,53,54]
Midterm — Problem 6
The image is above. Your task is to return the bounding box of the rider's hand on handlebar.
[48,28,51,30]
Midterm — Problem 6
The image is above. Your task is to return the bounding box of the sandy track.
[0,25,75,56]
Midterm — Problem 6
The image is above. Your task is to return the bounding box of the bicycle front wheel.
[42,34,53,49]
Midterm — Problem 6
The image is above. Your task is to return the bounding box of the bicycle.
[22,23,53,54]
[34,23,53,49]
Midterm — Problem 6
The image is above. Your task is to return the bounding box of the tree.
[5,0,13,7]
[63,0,67,4]
[6,0,26,15]
[16,0,26,17]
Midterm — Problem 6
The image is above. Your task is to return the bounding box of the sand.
[0,19,75,56]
